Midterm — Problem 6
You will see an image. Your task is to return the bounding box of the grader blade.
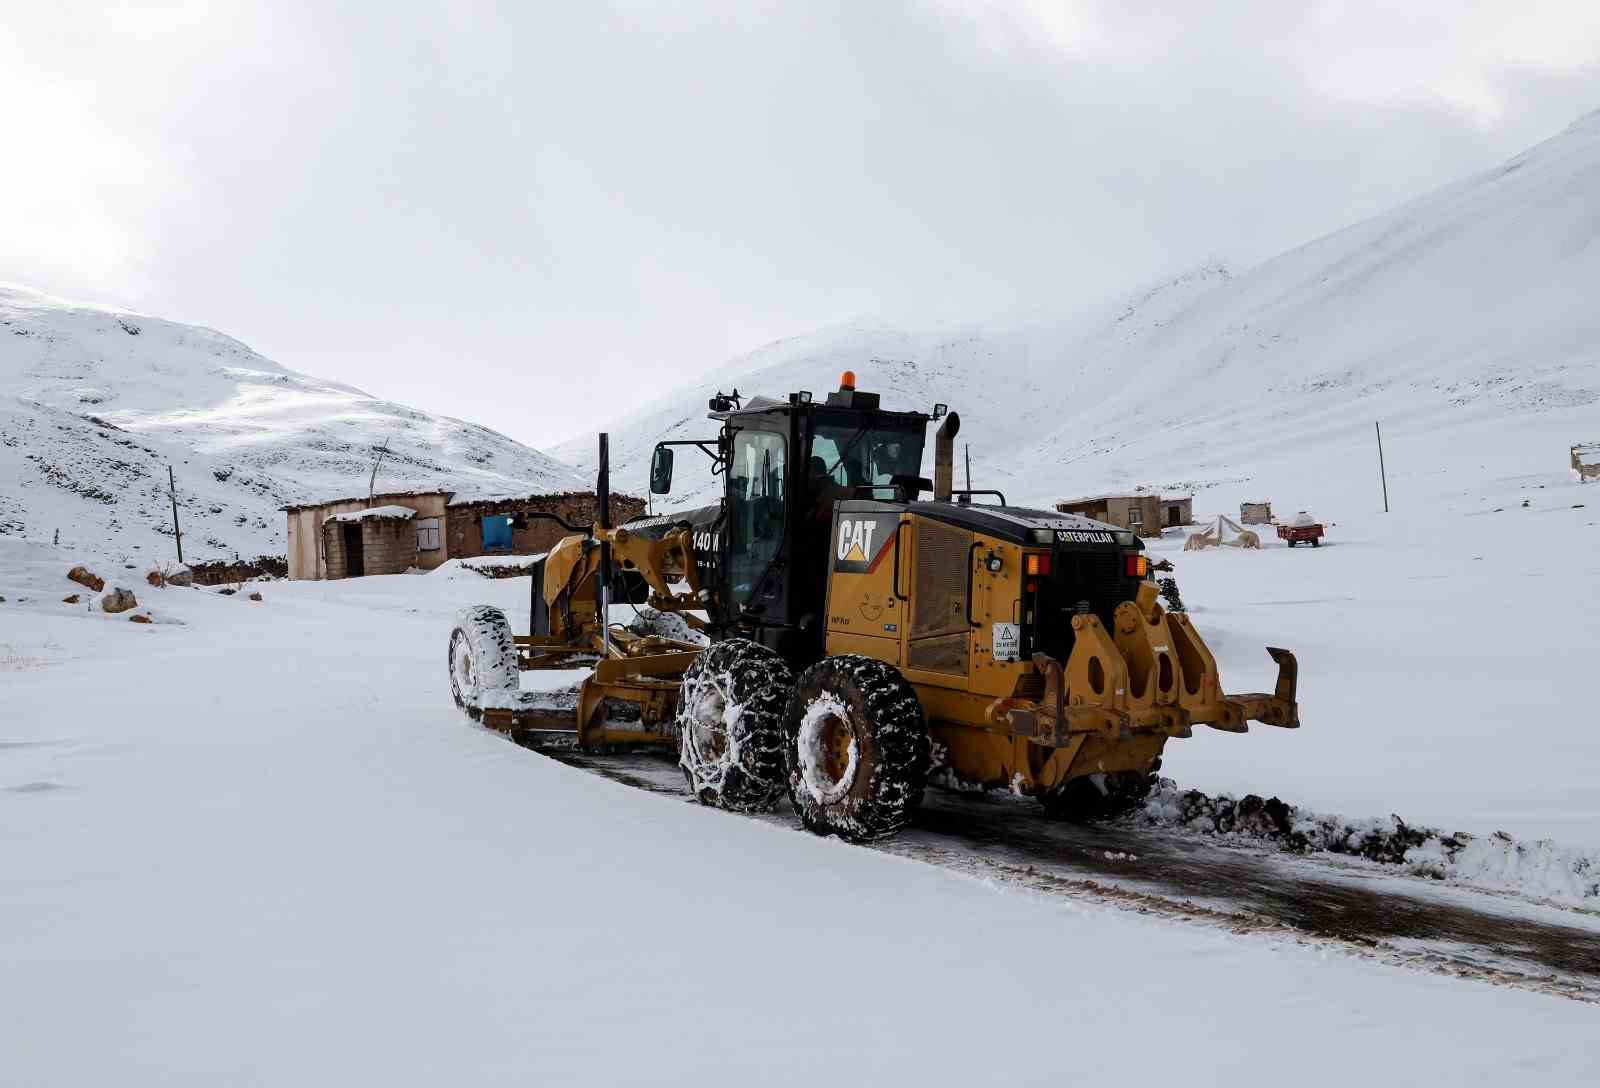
[1222,646,1301,729]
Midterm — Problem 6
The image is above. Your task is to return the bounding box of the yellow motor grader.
[447,374,1299,840]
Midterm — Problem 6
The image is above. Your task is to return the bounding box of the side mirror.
[650,446,674,495]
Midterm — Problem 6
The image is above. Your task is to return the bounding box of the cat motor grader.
[446,373,1299,840]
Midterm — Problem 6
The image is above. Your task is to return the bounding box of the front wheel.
[675,639,794,813]
[448,606,521,720]
[784,655,929,842]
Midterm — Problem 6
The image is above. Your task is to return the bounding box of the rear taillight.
[1124,554,1149,578]
[1024,552,1052,577]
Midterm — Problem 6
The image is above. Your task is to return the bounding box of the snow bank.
[1136,781,1600,907]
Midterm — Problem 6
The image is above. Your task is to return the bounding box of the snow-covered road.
[3,534,1597,1084]
[547,746,1600,1001]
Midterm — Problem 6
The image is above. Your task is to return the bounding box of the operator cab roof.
[706,371,930,422]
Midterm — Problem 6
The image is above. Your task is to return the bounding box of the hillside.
[0,285,586,560]
[566,110,1600,519]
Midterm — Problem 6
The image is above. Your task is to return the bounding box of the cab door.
[725,427,788,613]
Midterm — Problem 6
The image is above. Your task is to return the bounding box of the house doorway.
[343,523,364,577]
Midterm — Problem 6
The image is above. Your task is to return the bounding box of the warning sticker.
[992,622,1022,662]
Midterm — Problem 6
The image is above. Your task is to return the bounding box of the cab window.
[810,421,923,490]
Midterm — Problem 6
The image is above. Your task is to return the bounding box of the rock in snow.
[100,587,137,614]
[66,565,104,592]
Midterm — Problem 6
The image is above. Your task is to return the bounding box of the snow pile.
[0,283,586,560]
[1136,780,1600,906]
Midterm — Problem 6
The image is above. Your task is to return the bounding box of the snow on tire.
[675,638,794,813]
[784,655,929,842]
[448,605,521,720]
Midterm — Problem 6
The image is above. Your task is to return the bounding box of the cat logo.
[833,513,899,574]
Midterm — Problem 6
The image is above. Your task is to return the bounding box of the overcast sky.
[7,2,1600,450]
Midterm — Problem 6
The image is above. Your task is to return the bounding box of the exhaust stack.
[934,411,961,501]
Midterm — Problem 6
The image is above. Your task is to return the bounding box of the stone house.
[444,493,646,562]
[1160,495,1193,528]
[322,506,421,578]
[1054,493,1164,538]
[284,491,452,580]
[282,490,645,580]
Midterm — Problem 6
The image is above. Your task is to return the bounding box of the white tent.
[1185,514,1261,550]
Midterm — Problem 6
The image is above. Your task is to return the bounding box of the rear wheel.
[1041,767,1158,821]
[449,606,521,721]
[784,655,929,842]
[675,639,794,813]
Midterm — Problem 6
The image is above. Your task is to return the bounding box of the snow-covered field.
[3,537,1597,1084]
[1,283,585,560]
[1152,474,1600,854]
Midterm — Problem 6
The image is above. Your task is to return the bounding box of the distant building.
[282,490,645,580]
[1573,443,1600,482]
[1054,493,1164,538]
[1239,501,1273,525]
[1160,495,1193,528]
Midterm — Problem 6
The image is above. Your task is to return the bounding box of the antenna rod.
[964,443,972,492]
[368,437,390,504]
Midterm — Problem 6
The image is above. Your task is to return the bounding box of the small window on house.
[1127,506,1143,527]
[416,517,441,552]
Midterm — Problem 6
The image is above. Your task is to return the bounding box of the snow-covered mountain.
[0,285,586,560]
[566,110,1600,517]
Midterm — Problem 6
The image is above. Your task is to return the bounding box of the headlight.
[1030,528,1055,544]
[1113,530,1137,547]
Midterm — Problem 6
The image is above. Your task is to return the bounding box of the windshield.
[809,419,925,491]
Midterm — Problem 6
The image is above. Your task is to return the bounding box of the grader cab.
[447,374,1299,840]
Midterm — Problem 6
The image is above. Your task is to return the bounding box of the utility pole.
[167,466,185,564]
[1375,421,1390,513]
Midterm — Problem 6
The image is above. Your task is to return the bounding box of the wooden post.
[1375,422,1390,513]
[168,466,185,564]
